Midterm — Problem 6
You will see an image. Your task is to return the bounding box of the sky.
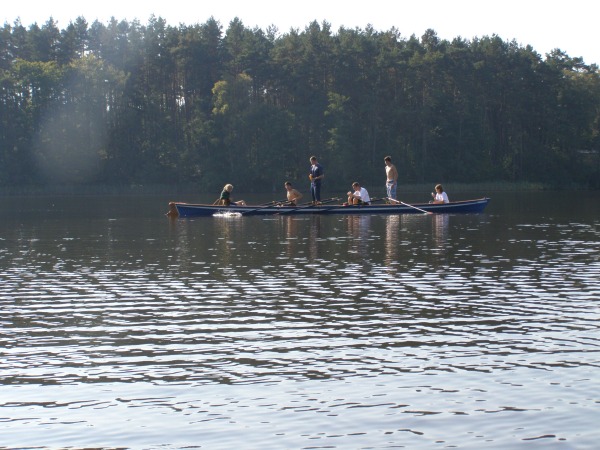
[2,0,598,65]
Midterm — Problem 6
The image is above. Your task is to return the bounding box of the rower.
[284,181,303,206]
[347,182,371,205]
[430,184,449,204]
[214,184,246,206]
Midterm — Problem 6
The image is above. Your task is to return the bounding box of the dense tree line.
[1,16,599,192]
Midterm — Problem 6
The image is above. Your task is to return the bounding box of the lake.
[0,191,598,449]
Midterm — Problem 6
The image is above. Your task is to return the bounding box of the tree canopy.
[1,16,599,191]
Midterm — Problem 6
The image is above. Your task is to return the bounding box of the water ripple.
[1,199,599,448]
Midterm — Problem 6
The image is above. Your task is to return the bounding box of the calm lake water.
[0,191,598,449]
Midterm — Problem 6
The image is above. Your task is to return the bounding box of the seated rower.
[214,184,246,206]
[347,182,371,205]
[284,181,303,206]
[431,184,449,204]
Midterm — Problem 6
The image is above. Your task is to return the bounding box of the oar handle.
[241,200,286,215]
[276,197,340,215]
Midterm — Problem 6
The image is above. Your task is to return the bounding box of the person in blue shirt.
[308,156,324,204]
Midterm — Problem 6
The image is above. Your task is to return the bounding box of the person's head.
[352,182,361,191]
[284,181,293,190]
[435,184,444,193]
[309,156,317,164]
[384,156,392,165]
[224,184,233,192]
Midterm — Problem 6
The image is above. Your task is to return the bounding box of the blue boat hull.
[169,198,490,217]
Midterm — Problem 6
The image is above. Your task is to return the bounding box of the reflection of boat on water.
[385,215,401,266]
[430,213,450,262]
[346,215,372,254]
[168,198,490,218]
[347,215,371,238]
[433,213,449,247]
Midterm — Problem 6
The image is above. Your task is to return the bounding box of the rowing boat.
[167,197,490,217]
[169,198,490,217]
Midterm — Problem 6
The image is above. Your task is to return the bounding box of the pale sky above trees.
[3,0,598,65]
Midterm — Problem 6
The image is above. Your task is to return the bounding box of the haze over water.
[0,191,598,448]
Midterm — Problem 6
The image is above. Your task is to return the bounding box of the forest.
[1,16,599,193]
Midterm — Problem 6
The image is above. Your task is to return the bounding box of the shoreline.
[1,181,591,197]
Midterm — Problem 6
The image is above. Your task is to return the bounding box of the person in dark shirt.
[214,184,246,206]
[309,156,324,204]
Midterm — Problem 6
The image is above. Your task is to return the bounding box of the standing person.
[284,181,303,206]
[308,156,324,204]
[214,184,246,206]
[431,184,449,204]
[384,156,398,201]
[347,182,371,205]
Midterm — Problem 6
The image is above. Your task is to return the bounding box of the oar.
[241,200,284,215]
[387,197,433,214]
[308,197,339,206]
[313,198,346,213]
[277,197,340,215]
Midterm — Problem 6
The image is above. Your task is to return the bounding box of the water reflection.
[212,215,246,268]
[430,214,450,266]
[280,215,299,258]
[1,193,599,449]
[308,215,322,260]
[432,213,449,249]
[384,215,401,267]
[346,215,371,256]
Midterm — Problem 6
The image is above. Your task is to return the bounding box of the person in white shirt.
[431,184,449,204]
[347,182,371,205]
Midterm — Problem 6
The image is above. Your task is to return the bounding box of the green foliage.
[0,17,599,191]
